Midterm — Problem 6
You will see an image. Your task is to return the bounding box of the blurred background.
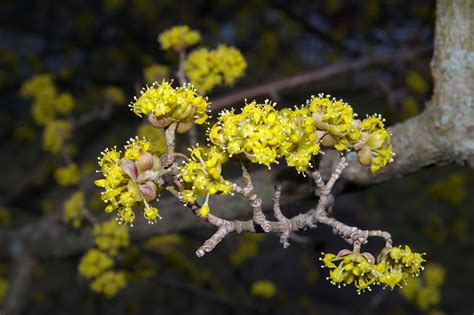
[0,0,473,314]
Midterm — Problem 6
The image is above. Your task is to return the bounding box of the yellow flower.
[185,45,246,93]
[93,220,130,256]
[55,163,81,186]
[307,94,361,151]
[180,146,230,202]
[251,280,277,299]
[78,249,114,279]
[158,25,201,51]
[42,120,72,154]
[54,92,75,115]
[90,270,127,297]
[95,138,162,224]
[357,115,394,173]
[63,192,85,229]
[131,81,209,130]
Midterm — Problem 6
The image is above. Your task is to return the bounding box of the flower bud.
[361,252,375,264]
[148,112,173,128]
[136,152,154,173]
[120,159,138,180]
[321,134,336,147]
[336,249,352,257]
[176,121,193,133]
[139,181,157,202]
[357,145,373,166]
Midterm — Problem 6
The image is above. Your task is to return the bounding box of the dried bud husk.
[120,159,138,180]
[321,134,336,147]
[353,131,368,151]
[361,252,376,264]
[351,119,361,130]
[137,151,154,173]
[139,181,157,202]
[377,247,392,262]
[176,121,193,133]
[148,112,174,128]
[357,145,373,166]
[336,249,352,257]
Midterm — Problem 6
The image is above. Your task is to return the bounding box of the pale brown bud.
[137,152,154,173]
[120,159,138,180]
[377,247,392,263]
[357,145,373,166]
[351,119,361,129]
[176,121,193,133]
[336,249,352,257]
[321,134,336,147]
[361,252,375,264]
[148,112,174,128]
[139,181,157,202]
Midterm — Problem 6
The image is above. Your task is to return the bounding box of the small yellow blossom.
[95,137,162,224]
[251,280,277,299]
[78,249,114,279]
[42,120,72,154]
[54,92,75,115]
[185,45,246,93]
[90,270,127,297]
[357,115,394,173]
[93,220,130,256]
[131,81,209,131]
[55,163,81,186]
[63,192,85,229]
[307,94,361,151]
[321,245,425,293]
[158,25,201,51]
[180,146,231,202]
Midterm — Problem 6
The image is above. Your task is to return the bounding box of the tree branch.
[211,46,431,111]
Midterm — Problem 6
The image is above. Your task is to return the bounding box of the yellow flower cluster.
[321,245,425,293]
[356,115,394,173]
[78,248,127,297]
[250,280,277,299]
[144,64,169,85]
[307,94,361,151]
[79,249,114,279]
[400,262,445,311]
[180,146,232,209]
[91,271,127,297]
[93,220,130,256]
[209,101,283,168]
[20,74,75,125]
[158,25,201,51]
[94,137,162,225]
[184,45,247,93]
[19,75,77,154]
[130,81,209,133]
[54,163,81,186]
[278,107,321,172]
[208,96,393,173]
[63,192,85,229]
[42,119,72,154]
